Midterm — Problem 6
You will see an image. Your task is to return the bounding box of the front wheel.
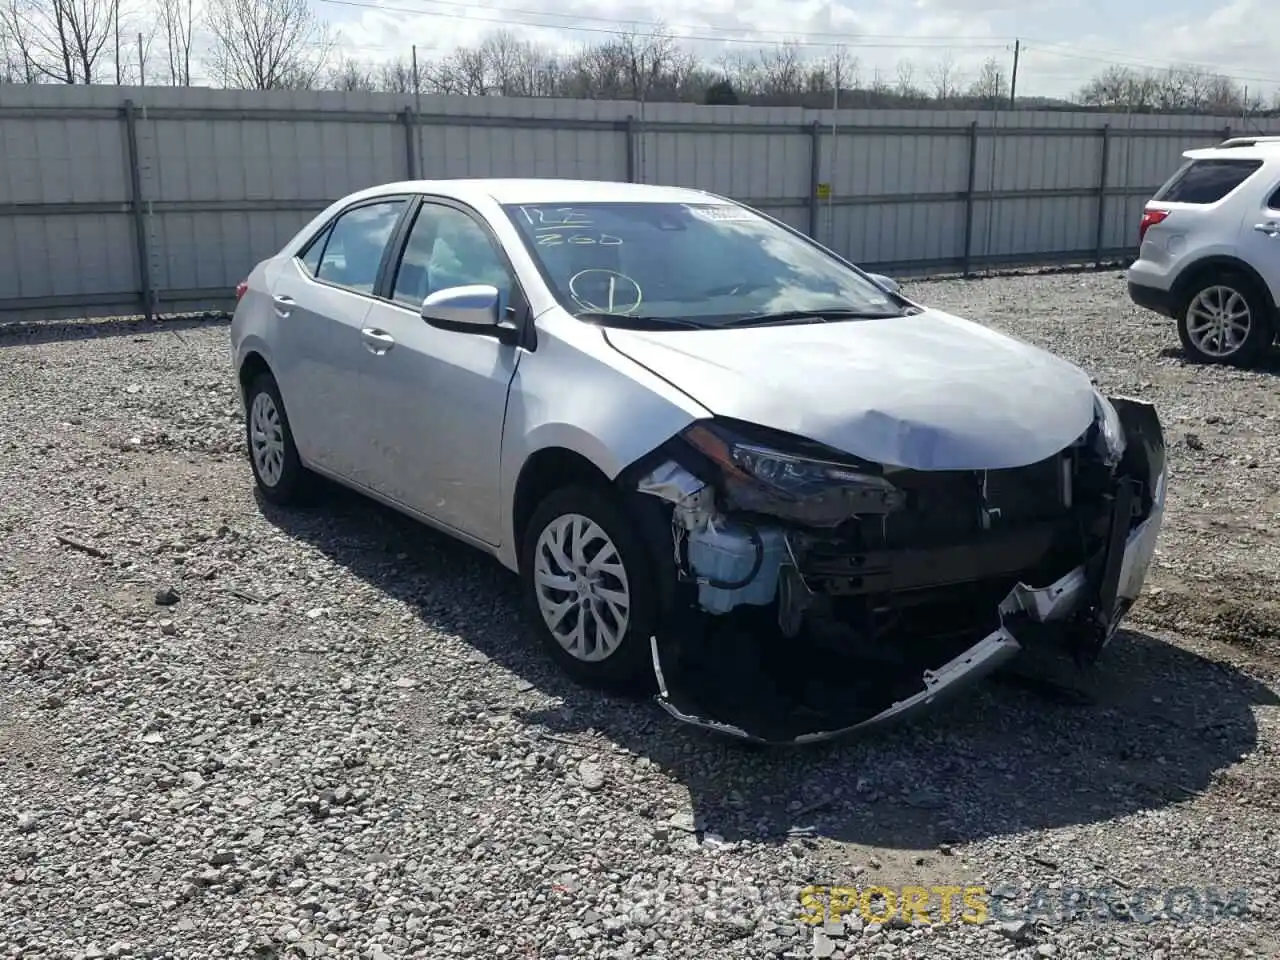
[519,485,661,694]
[1176,272,1274,367]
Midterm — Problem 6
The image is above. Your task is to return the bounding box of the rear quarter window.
[1153,158,1263,204]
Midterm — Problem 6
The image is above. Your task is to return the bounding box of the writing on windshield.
[518,206,624,248]
[502,200,894,327]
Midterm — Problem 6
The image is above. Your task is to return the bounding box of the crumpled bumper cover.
[648,397,1167,746]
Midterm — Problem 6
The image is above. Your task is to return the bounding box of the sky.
[314,0,1280,103]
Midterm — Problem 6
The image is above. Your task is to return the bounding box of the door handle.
[1253,222,1280,238]
[272,294,294,318]
[360,327,396,355]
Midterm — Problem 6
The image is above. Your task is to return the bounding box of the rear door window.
[1153,158,1263,204]
[298,224,331,276]
[312,199,407,294]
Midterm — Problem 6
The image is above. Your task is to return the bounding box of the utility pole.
[829,51,840,246]
[1009,38,1020,109]
[411,45,420,96]
[114,0,120,84]
[137,33,144,85]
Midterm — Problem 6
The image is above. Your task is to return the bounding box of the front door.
[357,199,523,545]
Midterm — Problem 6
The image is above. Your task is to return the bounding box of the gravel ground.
[2,269,1279,960]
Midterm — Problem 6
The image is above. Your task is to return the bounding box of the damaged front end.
[629,395,1167,745]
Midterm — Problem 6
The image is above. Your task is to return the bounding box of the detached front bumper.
[646,397,1167,745]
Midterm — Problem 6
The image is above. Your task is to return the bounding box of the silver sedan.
[230,178,1167,744]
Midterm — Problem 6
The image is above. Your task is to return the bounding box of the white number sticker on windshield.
[684,205,759,222]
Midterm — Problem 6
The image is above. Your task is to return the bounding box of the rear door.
[267,196,411,484]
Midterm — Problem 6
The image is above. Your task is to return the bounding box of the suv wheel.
[1176,271,1274,366]
[520,485,660,694]
[244,371,313,505]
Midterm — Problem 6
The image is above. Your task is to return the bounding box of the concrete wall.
[3,82,1278,323]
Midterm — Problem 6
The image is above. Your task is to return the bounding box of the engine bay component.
[632,395,1167,744]
[685,521,789,614]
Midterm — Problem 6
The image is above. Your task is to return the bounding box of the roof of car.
[347,178,728,207]
[1185,139,1280,161]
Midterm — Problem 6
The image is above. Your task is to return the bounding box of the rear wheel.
[520,485,661,694]
[244,371,314,505]
[1176,271,1274,366]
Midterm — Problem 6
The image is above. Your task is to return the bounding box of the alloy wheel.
[1186,285,1252,357]
[532,512,632,662]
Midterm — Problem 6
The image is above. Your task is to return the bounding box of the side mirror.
[867,273,901,295]
[421,284,501,329]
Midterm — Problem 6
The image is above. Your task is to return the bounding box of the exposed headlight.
[1092,390,1127,466]
[681,421,905,525]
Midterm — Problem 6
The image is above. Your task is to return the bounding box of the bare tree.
[478,29,524,96]
[754,41,804,101]
[803,46,856,101]
[11,0,116,82]
[1077,65,1160,111]
[124,13,160,83]
[430,45,486,95]
[15,14,1240,115]
[0,0,39,81]
[156,0,192,84]
[867,67,889,99]
[926,51,957,102]
[666,51,706,102]
[615,24,676,103]
[326,54,374,91]
[967,56,1007,105]
[377,55,415,94]
[203,0,333,90]
[894,59,922,100]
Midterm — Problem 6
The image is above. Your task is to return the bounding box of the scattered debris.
[55,534,109,559]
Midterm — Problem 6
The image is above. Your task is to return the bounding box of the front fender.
[494,320,709,570]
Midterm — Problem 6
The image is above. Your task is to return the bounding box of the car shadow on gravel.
[260,484,1280,853]
[1157,344,1280,374]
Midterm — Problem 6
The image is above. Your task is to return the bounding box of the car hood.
[602,307,1098,470]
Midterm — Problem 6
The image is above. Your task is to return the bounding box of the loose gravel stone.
[2,272,1279,959]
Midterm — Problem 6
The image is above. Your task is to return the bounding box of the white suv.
[1127,136,1280,366]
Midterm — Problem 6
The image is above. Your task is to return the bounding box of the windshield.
[500,200,902,328]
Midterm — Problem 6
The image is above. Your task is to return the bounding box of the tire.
[520,484,662,694]
[1176,270,1274,367]
[243,370,313,506]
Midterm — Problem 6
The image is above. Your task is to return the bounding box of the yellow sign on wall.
[815,182,832,200]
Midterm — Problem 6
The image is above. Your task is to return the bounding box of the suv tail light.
[1138,208,1169,244]
[235,279,249,301]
